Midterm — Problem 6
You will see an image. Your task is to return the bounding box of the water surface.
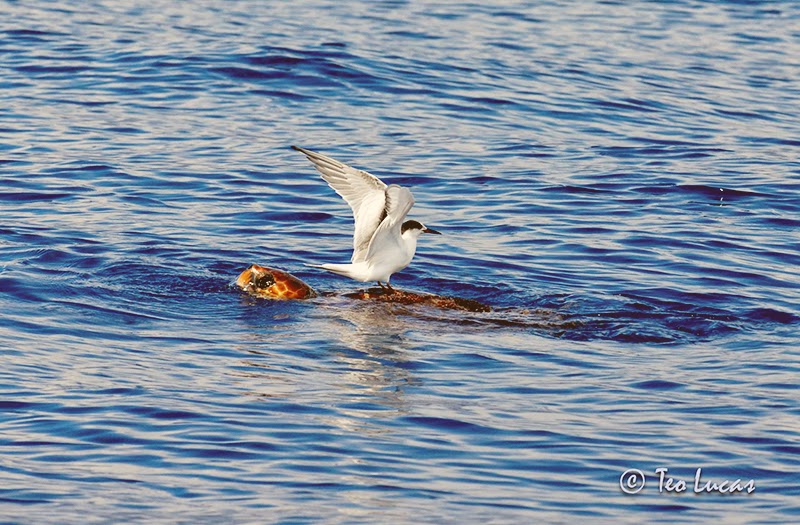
[2,1,799,523]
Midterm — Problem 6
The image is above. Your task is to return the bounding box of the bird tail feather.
[305,262,364,281]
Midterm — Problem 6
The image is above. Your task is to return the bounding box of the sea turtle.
[236,264,317,300]
[236,264,491,313]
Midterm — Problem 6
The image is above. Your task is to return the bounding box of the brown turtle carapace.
[236,264,317,300]
[236,264,490,313]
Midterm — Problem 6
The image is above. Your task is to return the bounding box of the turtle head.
[236,264,274,293]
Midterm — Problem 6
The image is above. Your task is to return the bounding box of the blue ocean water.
[1,0,799,522]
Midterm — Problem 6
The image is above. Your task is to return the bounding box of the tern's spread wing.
[365,185,415,265]
[292,146,387,263]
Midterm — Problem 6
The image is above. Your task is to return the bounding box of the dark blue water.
[2,1,799,522]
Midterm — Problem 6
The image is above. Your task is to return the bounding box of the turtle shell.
[345,287,491,312]
[236,264,316,299]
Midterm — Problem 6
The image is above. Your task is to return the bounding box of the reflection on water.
[233,297,418,428]
[321,300,419,416]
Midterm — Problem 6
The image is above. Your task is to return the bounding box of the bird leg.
[377,281,396,294]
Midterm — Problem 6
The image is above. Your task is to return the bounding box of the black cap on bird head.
[401,220,441,235]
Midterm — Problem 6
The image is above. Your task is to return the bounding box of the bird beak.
[423,227,441,235]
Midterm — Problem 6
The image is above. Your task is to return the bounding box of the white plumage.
[292,146,440,289]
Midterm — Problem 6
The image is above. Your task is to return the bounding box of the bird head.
[401,220,441,238]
